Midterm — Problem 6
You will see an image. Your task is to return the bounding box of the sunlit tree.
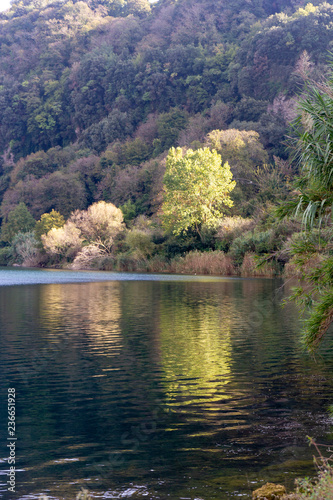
[34,209,65,243]
[41,221,83,259]
[162,147,235,240]
[69,201,124,251]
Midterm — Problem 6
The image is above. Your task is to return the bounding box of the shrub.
[114,252,147,272]
[145,255,170,273]
[126,229,156,259]
[0,246,13,266]
[215,217,255,252]
[11,231,42,267]
[229,230,273,266]
[71,244,107,270]
[120,199,137,224]
[42,222,83,260]
[297,467,333,499]
[69,201,124,251]
[296,439,333,500]
[281,228,332,277]
[1,202,35,243]
[34,210,65,243]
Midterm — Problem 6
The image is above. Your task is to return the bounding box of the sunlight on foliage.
[162,147,235,240]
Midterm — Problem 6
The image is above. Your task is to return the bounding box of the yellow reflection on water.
[159,285,233,407]
[38,282,122,353]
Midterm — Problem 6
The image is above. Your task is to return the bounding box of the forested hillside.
[0,0,332,218]
[2,0,333,279]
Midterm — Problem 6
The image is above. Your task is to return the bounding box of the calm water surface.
[0,268,332,500]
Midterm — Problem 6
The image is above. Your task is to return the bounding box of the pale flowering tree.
[41,221,83,259]
[69,201,124,252]
[42,202,124,266]
[71,244,107,270]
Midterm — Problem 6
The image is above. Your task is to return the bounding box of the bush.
[34,210,65,243]
[215,217,255,252]
[0,246,13,266]
[69,201,124,251]
[42,221,83,262]
[297,467,333,499]
[229,230,273,266]
[71,244,107,270]
[145,255,170,273]
[295,439,333,500]
[1,202,35,243]
[126,229,156,259]
[114,252,147,272]
[120,199,137,224]
[11,231,42,267]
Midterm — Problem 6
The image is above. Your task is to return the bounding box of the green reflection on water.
[0,277,332,500]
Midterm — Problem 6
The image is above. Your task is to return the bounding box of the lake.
[0,268,332,499]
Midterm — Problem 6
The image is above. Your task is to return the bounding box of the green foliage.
[1,0,332,282]
[162,147,236,239]
[1,202,35,243]
[1,0,333,224]
[106,139,152,167]
[280,62,333,349]
[126,229,156,258]
[234,4,333,101]
[284,229,333,349]
[153,110,189,156]
[34,210,65,243]
[233,97,268,122]
[0,247,13,266]
[296,438,333,499]
[229,230,273,266]
[215,216,255,252]
[288,81,333,227]
[205,129,268,206]
[120,200,137,224]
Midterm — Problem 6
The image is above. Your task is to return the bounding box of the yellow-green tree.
[34,210,65,243]
[162,147,235,239]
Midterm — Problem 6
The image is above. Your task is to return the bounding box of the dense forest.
[2,0,333,314]
[2,0,333,220]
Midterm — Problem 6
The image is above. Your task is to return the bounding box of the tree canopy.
[162,147,236,239]
[0,202,35,242]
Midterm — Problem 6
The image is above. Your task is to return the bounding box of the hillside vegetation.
[1,0,333,306]
[1,0,333,216]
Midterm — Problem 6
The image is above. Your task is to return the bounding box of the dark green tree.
[1,202,36,243]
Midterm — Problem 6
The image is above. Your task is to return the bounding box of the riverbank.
[0,205,303,277]
[0,248,293,277]
[40,465,333,500]
[91,249,281,277]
